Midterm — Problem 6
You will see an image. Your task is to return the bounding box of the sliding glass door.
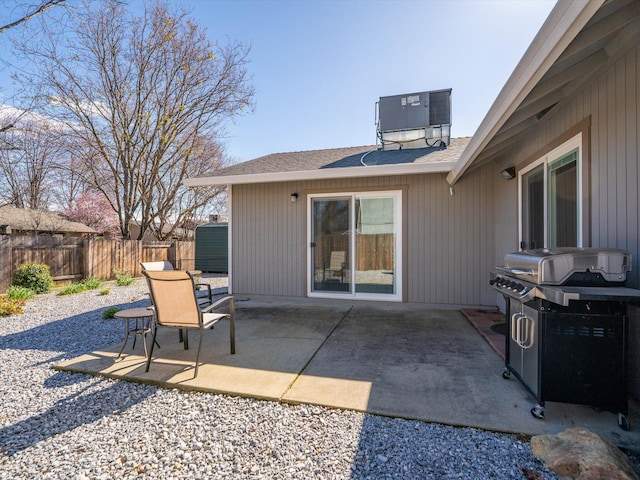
[309,191,401,301]
[310,197,351,293]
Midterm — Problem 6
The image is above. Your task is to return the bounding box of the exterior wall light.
[291,193,299,202]
[500,167,516,180]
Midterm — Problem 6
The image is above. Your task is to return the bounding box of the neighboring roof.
[184,137,471,186]
[0,206,97,234]
[448,0,635,184]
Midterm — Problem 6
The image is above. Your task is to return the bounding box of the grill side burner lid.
[497,247,631,286]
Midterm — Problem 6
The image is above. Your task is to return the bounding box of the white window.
[519,133,582,249]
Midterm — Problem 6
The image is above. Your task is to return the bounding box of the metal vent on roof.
[376,89,451,151]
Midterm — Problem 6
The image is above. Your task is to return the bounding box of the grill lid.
[497,247,631,285]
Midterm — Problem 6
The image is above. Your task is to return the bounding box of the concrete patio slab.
[55,297,640,451]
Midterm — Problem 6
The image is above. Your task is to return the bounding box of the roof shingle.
[206,137,471,178]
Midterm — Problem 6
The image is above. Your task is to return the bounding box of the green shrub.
[13,263,54,294]
[99,288,111,296]
[102,306,120,319]
[7,285,36,301]
[114,269,135,286]
[57,283,87,296]
[0,294,26,316]
[81,277,102,290]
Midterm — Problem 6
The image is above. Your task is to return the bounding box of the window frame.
[518,132,583,249]
[306,190,403,302]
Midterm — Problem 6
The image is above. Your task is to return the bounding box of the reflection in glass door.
[311,197,351,293]
[355,196,395,294]
[519,137,581,250]
[309,191,401,300]
[521,165,544,250]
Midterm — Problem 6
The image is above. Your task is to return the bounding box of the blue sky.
[1,0,556,164]
[170,0,556,163]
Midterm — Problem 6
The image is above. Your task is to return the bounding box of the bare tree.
[146,135,228,240]
[14,0,253,239]
[0,1,65,34]
[0,118,63,209]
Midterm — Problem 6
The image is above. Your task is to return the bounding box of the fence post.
[167,242,177,267]
[83,238,93,280]
[0,235,11,291]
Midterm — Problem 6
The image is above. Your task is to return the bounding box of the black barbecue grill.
[490,247,640,430]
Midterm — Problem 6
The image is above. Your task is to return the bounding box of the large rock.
[531,428,639,480]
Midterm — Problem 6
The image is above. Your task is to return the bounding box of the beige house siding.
[231,168,496,306]
[488,45,640,398]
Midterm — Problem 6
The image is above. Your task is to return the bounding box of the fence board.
[0,236,11,289]
[0,236,196,291]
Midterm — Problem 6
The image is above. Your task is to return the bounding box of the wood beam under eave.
[604,16,640,58]
[489,117,537,149]
[559,16,640,103]
[500,89,566,131]
[520,50,608,110]
[586,0,635,24]
[470,129,527,169]
[463,136,523,175]
[556,0,639,64]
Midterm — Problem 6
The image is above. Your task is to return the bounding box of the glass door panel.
[311,197,351,293]
[521,165,544,250]
[355,196,396,294]
[548,150,578,247]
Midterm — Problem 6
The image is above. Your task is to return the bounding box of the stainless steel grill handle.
[509,269,536,276]
[511,312,535,349]
[496,266,535,276]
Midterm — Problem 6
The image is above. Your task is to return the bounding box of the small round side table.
[113,307,155,359]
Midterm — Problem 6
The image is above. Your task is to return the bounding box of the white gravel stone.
[0,278,584,478]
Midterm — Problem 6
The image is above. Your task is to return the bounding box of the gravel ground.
[0,278,565,479]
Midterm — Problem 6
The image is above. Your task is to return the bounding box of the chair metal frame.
[142,270,235,377]
[140,261,213,307]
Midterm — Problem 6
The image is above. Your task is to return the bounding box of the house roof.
[448,0,637,184]
[184,137,471,186]
[0,206,97,234]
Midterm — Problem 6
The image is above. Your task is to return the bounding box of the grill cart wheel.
[618,413,631,431]
[531,404,545,419]
[502,369,511,380]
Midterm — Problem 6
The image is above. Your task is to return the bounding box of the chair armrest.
[201,295,234,313]
[194,283,212,301]
[201,296,235,355]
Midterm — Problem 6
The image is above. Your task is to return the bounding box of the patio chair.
[141,261,213,307]
[323,251,346,283]
[142,270,235,377]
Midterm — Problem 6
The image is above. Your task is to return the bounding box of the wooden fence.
[313,233,394,271]
[0,235,195,292]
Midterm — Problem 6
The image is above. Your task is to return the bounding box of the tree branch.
[0,1,66,34]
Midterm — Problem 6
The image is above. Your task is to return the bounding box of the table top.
[114,307,154,319]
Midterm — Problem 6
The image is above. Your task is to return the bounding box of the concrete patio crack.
[278,305,354,402]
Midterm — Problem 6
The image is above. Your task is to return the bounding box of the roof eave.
[184,161,457,187]
[446,0,605,186]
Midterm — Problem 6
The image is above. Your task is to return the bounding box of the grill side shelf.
[540,286,640,305]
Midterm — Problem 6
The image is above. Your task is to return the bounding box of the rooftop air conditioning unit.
[376,89,451,150]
